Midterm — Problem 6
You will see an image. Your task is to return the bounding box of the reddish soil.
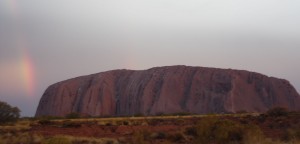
[29,113,300,143]
[30,118,191,138]
[31,124,181,138]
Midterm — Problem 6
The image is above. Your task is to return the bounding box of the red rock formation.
[35,66,300,117]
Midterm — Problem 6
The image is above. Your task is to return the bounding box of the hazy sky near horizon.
[1,0,300,116]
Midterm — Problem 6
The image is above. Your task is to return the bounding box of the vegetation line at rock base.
[0,107,300,144]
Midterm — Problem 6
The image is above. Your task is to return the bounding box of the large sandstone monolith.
[35,65,300,117]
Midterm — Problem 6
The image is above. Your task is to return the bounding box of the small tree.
[0,101,20,124]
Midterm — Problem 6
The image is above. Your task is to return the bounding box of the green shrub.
[38,119,53,125]
[192,117,266,144]
[148,119,164,126]
[0,133,43,144]
[185,126,197,136]
[0,101,20,124]
[258,114,267,123]
[132,130,150,144]
[266,107,289,117]
[242,124,266,144]
[167,132,185,142]
[174,118,185,125]
[150,132,166,139]
[133,113,144,117]
[61,120,81,128]
[105,122,112,126]
[213,120,243,143]
[65,112,81,119]
[42,136,71,144]
[193,117,218,143]
[282,128,300,141]
[122,121,129,125]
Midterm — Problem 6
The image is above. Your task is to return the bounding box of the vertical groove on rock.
[87,90,93,106]
[114,72,120,115]
[148,71,165,115]
[228,77,236,112]
[51,84,59,115]
[98,87,103,116]
[73,87,82,112]
[72,76,94,113]
[114,74,121,115]
[134,72,154,114]
[181,68,198,111]
[114,70,133,116]
[60,88,65,113]
[139,72,154,114]
[285,82,295,109]
[287,83,297,109]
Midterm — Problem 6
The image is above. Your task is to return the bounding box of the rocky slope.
[35,66,300,117]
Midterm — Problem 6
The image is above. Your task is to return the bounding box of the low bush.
[282,128,300,141]
[105,122,112,126]
[150,132,166,139]
[242,124,266,144]
[122,121,129,126]
[65,112,81,119]
[185,126,197,137]
[133,113,144,117]
[266,107,289,117]
[258,114,267,123]
[42,136,72,144]
[190,117,267,144]
[174,119,185,125]
[0,132,43,144]
[167,132,185,142]
[148,119,164,126]
[38,119,53,126]
[61,120,81,128]
[132,130,150,144]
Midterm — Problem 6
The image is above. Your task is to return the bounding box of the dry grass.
[1,112,300,144]
[0,133,119,144]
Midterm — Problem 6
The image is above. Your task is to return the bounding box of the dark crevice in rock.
[181,68,198,111]
[148,71,165,115]
[98,87,104,116]
[87,90,93,105]
[72,76,94,113]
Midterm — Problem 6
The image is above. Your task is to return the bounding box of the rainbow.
[3,0,36,96]
[20,49,36,96]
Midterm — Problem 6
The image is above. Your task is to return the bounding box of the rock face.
[36,66,300,117]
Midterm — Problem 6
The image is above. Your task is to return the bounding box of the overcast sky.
[1,0,300,116]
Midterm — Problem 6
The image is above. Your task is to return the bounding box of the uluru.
[35,65,300,117]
